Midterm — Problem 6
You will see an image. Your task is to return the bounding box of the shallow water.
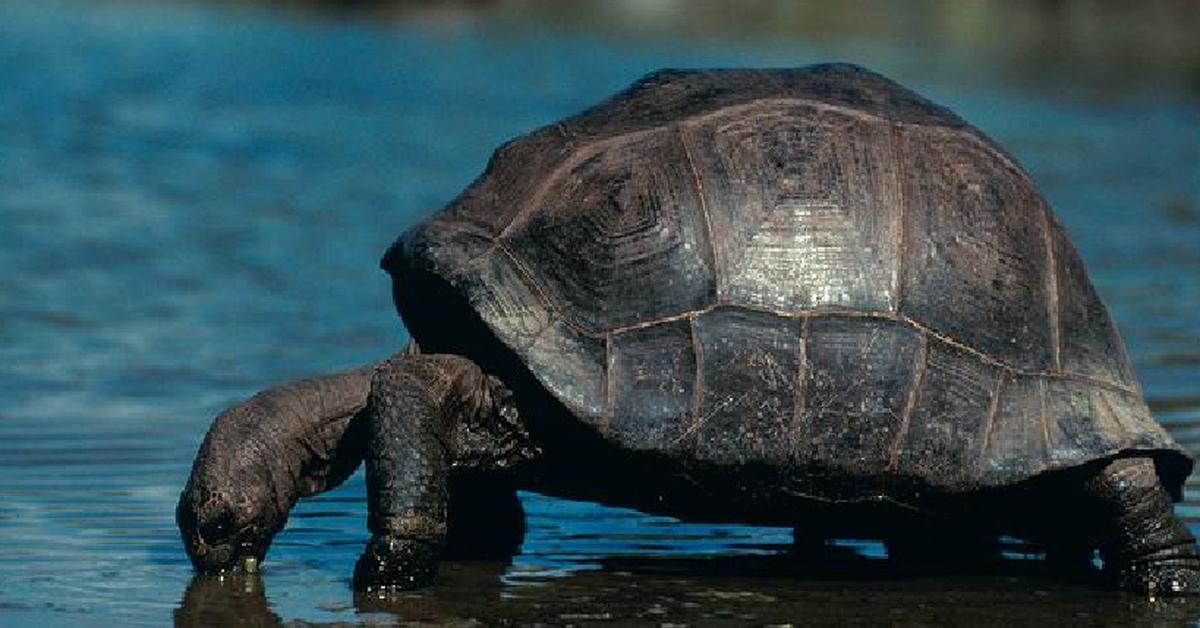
[1,1,1198,625]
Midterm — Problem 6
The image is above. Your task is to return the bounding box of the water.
[1,1,1198,625]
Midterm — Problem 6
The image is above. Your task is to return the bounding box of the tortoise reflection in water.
[176,64,1199,595]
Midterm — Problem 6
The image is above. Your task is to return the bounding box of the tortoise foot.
[353,535,441,591]
[1121,563,1200,597]
[1087,459,1200,597]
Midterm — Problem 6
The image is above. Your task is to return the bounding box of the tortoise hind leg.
[1085,458,1200,595]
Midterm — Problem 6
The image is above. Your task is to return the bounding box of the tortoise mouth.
[186,521,268,573]
[178,492,271,573]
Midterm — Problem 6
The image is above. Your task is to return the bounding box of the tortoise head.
[176,435,283,573]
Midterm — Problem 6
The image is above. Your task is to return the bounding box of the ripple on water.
[1,1,1199,626]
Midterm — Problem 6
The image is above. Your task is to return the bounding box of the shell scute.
[896,127,1056,372]
[797,317,924,477]
[499,128,716,333]
[608,319,696,451]
[691,308,804,464]
[681,104,902,312]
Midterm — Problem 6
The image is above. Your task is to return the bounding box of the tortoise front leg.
[353,355,452,589]
[1086,458,1200,595]
[353,353,537,591]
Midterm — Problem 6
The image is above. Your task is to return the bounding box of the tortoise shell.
[384,64,1191,497]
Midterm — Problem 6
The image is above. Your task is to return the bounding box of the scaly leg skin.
[177,364,376,573]
[354,353,537,591]
[353,355,451,590]
[1086,458,1200,596]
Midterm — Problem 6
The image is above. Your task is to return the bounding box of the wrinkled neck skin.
[177,366,374,573]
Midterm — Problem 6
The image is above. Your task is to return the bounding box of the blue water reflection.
[1,1,1197,625]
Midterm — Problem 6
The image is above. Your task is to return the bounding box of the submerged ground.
[1,1,1198,625]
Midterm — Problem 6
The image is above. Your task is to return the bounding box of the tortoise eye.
[199,509,236,544]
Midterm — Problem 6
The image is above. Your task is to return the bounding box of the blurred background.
[1,1,1198,625]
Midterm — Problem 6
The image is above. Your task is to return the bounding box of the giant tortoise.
[177,64,1198,595]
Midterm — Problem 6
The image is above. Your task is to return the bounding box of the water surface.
[1,1,1198,625]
